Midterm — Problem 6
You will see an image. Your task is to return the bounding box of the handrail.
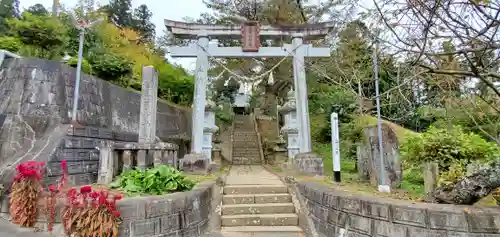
[252,113,265,164]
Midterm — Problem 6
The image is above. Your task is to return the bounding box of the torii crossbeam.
[165,19,334,159]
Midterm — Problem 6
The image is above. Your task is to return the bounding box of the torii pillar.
[165,19,333,164]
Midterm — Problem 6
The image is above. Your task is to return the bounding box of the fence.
[97,142,179,184]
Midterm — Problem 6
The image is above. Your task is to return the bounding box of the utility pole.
[70,10,103,125]
[372,34,390,193]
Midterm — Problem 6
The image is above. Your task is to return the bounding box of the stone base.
[180,153,211,175]
[294,152,324,176]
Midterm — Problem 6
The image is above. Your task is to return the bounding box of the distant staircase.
[232,115,262,165]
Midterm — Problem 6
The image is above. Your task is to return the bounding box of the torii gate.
[165,19,334,158]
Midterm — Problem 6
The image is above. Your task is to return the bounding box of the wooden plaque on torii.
[241,21,261,52]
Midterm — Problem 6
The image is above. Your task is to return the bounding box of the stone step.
[232,151,261,155]
[231,156,260,159]
[221,213,298,227]
[220,226,303,237]
[233,155,260,157]
[223,185,288,195]
[232,141,259,144]
[231,161,262,165]
[233,137,258,140]
[231,159,261,162]
[223,194,292,205]
[222,203,295,215]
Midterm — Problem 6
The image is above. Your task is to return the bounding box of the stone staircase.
[220,166,303,237]
[232,115,262,165]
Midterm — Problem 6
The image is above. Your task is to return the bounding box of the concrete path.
[225,165,283,186]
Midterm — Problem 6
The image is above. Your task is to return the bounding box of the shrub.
[9,161,45,227]
[401,125,500,185]
[62,186,122,237]
[66,57,93,75]
[0,36,22,52]
[109,165,195,195]
[89,53,133,81]
[401,126,500,169]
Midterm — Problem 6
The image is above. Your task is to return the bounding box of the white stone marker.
[331,112,341,182]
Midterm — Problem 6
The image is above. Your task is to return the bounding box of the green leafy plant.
[401,126,500,169]
[437,160,467,186]
[401,125,500,186]
[0,36,22,52]
[109,165,195,195]
[7,12,68,58]
[89,53,133,81]
[66,57,93,75]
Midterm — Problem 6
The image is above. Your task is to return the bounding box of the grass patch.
[312,141,425,200]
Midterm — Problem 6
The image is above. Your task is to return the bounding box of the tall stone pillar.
[137,66,158,170]
[191,33,209,154]
[181,33,211,173]
[202,98,218,163]
[292,33,312,153]
[279,89,300,161]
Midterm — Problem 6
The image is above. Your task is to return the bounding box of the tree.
[373,0,500,99]
[104,0,133,27]
[0,0,20,33]
[25,4,49,16]
[7,12,68,58]
[132,4,155,43]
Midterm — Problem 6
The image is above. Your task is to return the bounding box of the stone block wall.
[0,181,217,237]
[0,58,191,186]
[116,181,215,237]
[298,181,500,236]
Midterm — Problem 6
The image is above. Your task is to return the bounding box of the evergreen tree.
[26,4,49,16]
[132,4,155,43]
[0,0,20,34]
[105,0,133,27]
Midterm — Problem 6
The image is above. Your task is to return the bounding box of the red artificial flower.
[113,194,122,201]
[48,184,58,193]
[60,160,67,169]
[89,191,100,199]
[112,210,120,217]
[80,185,92,193]
[21,169,37,177]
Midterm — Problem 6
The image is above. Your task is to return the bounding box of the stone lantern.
[279,88,300,161]
[203,98,218,163]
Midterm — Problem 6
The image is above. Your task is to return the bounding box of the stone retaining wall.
[0,181,218,237]
[298,181,500,237]
[117,181,216,237]
[0,58,191,185]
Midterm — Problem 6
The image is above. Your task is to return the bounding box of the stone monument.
[356,124,402,187]
[137,66,158,170]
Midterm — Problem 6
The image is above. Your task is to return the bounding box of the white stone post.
[280,89,300,161]
[331,112,341,182]
[203,99,218,163]
[137,66,158,170]
[292,34,312,153]
[191,33,209,154]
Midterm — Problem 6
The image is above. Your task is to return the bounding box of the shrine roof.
[164,19,334,40]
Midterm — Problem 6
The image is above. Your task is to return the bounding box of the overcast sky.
[19,0,209,70]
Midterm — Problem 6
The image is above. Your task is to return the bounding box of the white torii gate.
[165,19,333,157]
